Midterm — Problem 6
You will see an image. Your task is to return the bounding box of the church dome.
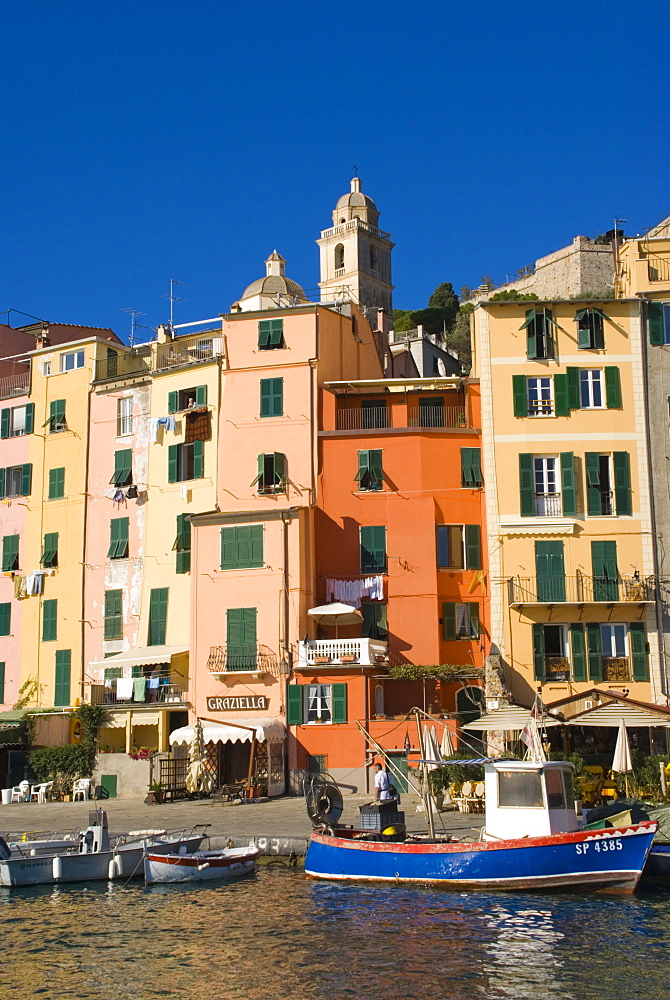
[235,251,308,310]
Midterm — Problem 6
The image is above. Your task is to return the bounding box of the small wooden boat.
[144,846,259,884]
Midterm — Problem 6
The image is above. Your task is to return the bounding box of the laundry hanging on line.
[325,575,384,608]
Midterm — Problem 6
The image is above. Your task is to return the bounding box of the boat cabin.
[484,760,579,841]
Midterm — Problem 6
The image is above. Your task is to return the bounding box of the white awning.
[566,703,670,728]
[170,717,285,746]
[88,645,188,672]
[463,707,560,732]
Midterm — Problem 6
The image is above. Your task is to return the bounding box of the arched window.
[369,245,378,271]
[375,684,385,717]
[335,243,344,270]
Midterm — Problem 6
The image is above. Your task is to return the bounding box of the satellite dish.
[304,773,344,828]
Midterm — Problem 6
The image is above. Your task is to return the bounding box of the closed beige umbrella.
[186,718,213,795]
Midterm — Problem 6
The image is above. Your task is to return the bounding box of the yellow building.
[472,297,660,710]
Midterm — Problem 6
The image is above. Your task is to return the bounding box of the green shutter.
[193,439,204,479]
[249,524,263,567]
[2,535,19,572]
[469,603,480,638]
[111,449,132,485]
[524,309,537,358]
[48,399,66,430]
[576,311,590,349]
[566,367,580,410]
[259,319,284,349]
[108,517,129,559]
[554,374,569,416]
[629,622,648,681]
[258,320,271,348]
[221,527,236,569]
[585,452,602,516]
[24,403,34,435]
[148,588,168,646]
[220,526,263,569]
[21,464,32,496]
[605,367,621,409]
[332,683,347,724]
[461,448,482,488]
[104,590,123,640]
[360,526,386,572]
[535,541,566,601]
[560,453,577,517]
[519,453,534,516]
[195,385,207,406]
[0,662,4,703]
[0,603,10,636]
[544,310,555,358]
[593,311,605,349]
[42,599,58,642]
[465,525,481,570]
[570,623,586,682]
[513,375,528,417]
[356,450,369,483]
[591,540,618,600]
[175,515,191,574]
[54,650,71,707]
[0,409,9,439]
[287,684,303,725]
[260,377,283,417]
[41,532,58,568]
[362,603,387,639]
[443,602,457,640]
[369,449,383,483]
[48,467,65,500]
[586,624,602,682]
[269,319,283,346]
[613,452,632,516]
[648,301,664,345]
[168,391,178,414]
[532,623,545,681]
[226,607,257,667]
[168,445,178,483]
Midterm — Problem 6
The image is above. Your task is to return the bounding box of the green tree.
[428,282,459,312]
[447,308,473,373]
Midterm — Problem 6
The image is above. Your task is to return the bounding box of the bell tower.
[317,177,394,318]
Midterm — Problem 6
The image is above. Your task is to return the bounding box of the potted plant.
[145,781,164,805]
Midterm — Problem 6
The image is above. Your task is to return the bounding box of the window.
[54,650,71,707]
[522,308,555,360]
[42,360,51,377]
[497,769,544,808]
[461,448,483,488]
[221,525,263,569]
[335,243,345,270]
[40,532,58,568]
[148,588,168,646]
[226,607,257,669]
[104,590,123,640]
[0,464,32,498]
[533,456,560,515]
[286,682,347,726]
[647,302,670,345]
[361,603,388,640]
[258,319,285,350]
[436,524,481,570]
[174,514,191,573]
[369,245,378,271]
[575,308,606,349]
[42,600,57,642]
[513,374,569,418]
[360,525,386,573]
[44,399,66,433]
[48,467,65,500]
[168,441,204,482]
[105,347,118,378]
[2,535,19,572]
[527,376,554,416]
[443,602,480,640]
[117,397,133,436]
[579,370,604,408]
[591,540,619,601]
[110,449,133,486]
[108,517,129,559]
[252,453,286,494]
[355,449,383,491]
[586,452,632,517]
[1,403,34,438]
[0,603,10,636]
[583,621,647,682]
[535,540,566,601]
[532,623,570,681]
[260,377,283,417]
[168,385,207,413]
[60,350,84,372]
[601,623,627,659]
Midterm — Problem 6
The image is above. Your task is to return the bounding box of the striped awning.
[88,645,188,673]
[463,707,560,731]
[567,702,670,728]
[170,718,285,746]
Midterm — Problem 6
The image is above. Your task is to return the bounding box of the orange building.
[287,376,487,793]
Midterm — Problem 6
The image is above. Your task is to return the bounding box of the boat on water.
[144,846,259,884]
[304,759,657,893]
[0,810,207,887]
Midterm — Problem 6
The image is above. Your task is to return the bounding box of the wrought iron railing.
[87,677,188,705]
[336,406,390,430]
[207,644,278,674]
[508,574,656,604]
[544,656,571,681]
[603,656,631,682]
[0,373,30,400]
[94,349,152,382]
[154,334,222,372]
[407,405,466,428]
[534,493,562,516]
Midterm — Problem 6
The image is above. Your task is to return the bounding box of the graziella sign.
[206,695,268,712]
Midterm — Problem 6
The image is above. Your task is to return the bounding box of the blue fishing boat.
[304,760,656,893]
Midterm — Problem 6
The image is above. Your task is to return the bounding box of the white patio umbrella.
[307,602,363,638]
[440,725,454,759]
[612,718,633,797]
[424,726,442,771]
[186,718,213,795]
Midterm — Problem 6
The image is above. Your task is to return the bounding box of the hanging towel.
[13,575,24,599]
[34,572,45,595]
[148,676,160,690]
[157,415,177,432]
[149,418,160,443]
[116,677,133,701]
[133,677,147,702]
[184,408,210,444]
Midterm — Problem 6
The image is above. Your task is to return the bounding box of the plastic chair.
[29,781,53,803]
[10,785,26,803]
[72,778,92,802]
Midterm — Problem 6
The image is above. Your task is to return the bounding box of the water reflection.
[0,872,669,999]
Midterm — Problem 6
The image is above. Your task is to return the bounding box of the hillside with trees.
[393,281,472,372]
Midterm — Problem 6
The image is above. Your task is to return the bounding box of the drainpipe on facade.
[80,369,93,705]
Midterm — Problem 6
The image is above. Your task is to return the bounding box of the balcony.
[207,644,279,676]
[542,656,632,682]
[154,334,222,372]
[543,656,571,681]
[296,638,389,669]
[648,257,670,283]
[407,404,466,428]
[94,348,152,383]
[336,406,390,430]
[0,373,30,400]
[87,677,188,706]
[534,493,562,516]
[508,574,656,606]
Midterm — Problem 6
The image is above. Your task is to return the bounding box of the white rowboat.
[144,846,259,884]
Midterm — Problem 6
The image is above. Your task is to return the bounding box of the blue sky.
[2,1,668,341]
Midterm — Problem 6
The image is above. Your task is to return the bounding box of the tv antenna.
[163,278,188,329]
[121,308,148,347]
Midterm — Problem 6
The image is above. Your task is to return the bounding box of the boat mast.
[415,708,436,838]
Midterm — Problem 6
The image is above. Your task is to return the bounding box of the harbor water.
[2,867,670,999]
